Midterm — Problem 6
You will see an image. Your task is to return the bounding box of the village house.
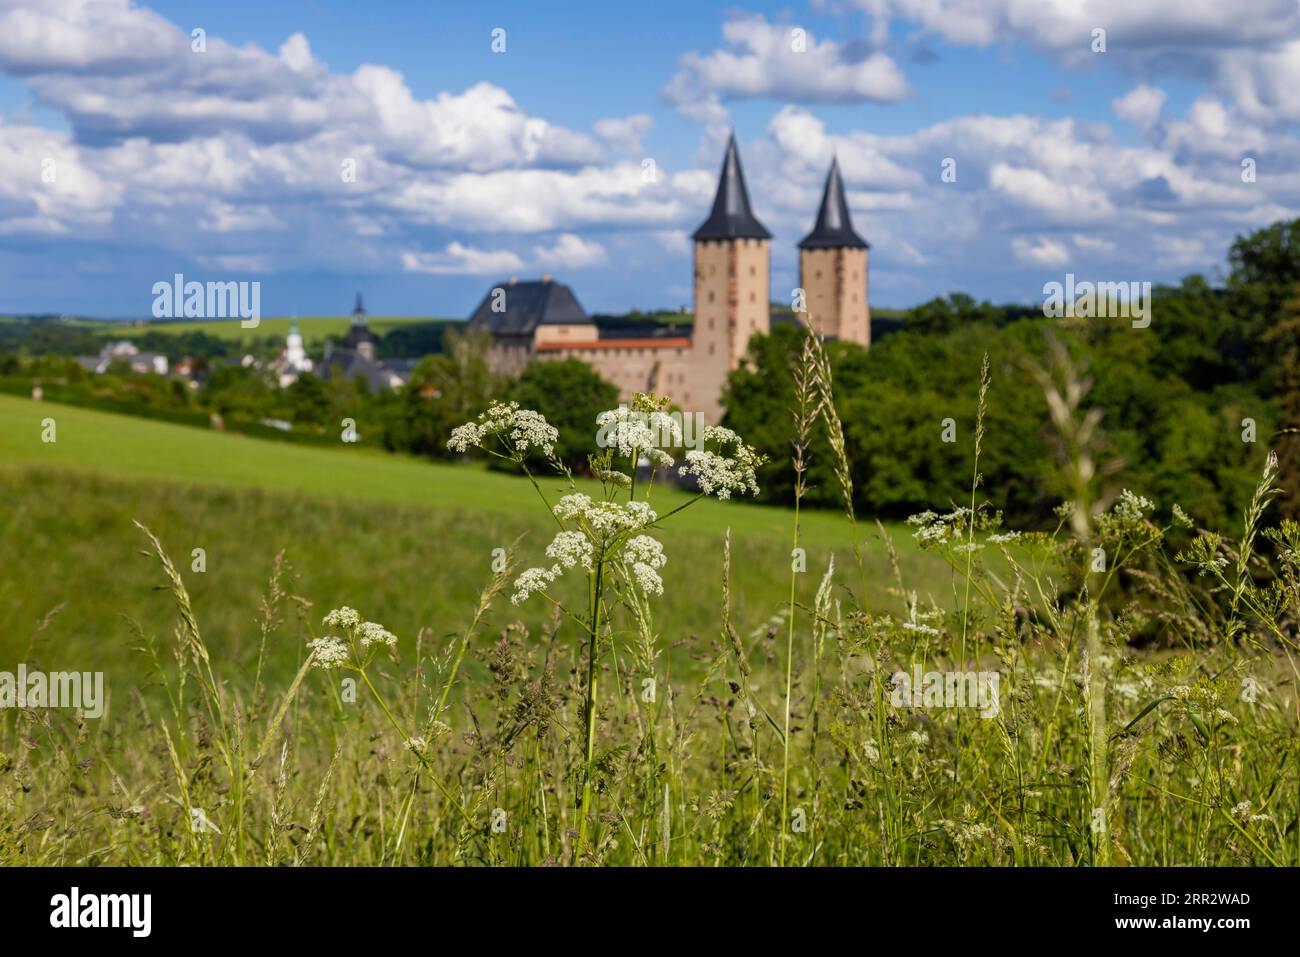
[75,340,169,376]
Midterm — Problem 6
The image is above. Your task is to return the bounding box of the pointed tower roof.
[345,292,374,349]
[692,133,771,242]
[799,158,868,250]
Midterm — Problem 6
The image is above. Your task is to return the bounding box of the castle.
[467,135,871,421]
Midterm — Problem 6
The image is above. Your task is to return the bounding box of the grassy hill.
[98,315,444,346]
[0,394,957,683]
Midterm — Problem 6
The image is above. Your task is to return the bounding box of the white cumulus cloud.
[664,14,911,124]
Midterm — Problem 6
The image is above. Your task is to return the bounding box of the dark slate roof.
[318,350,410,391]
[466,278,589,337]
[692,133,771,242]
[799,158,868,250]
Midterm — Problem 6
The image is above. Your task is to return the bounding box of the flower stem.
[358,668,477,831]
[780,492,801,866]
[576,561,604,860]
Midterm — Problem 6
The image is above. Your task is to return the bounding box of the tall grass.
[1,335,1297,866]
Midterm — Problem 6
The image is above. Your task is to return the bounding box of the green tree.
[285,372,330,428]
[204,364,276,419]
[410,328,497,419]
[509,358,618,473]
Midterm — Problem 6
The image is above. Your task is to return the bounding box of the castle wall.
[536,341,692,406]
[533,323,601,345]
[486,339,533,377]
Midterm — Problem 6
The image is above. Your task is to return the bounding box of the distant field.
[83,315,450,345]
[0,394,962,681]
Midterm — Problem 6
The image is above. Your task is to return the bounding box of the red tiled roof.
[536,338,691,352]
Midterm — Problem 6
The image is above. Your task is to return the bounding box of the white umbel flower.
[447,421,485,453]
[623,534,666,570]
[512,565,559,605]
[630,562,664,595]
[596,404,682,461]
[554,493,594,521]
[358,621,398,648]
[447,401,558,458]
[554,494,657,540]
[308,636,349,669]
[1114,489,1154,521]
[677,426,762,499]
[617,534,667,595]
[546,531,593,570]
[323,607,361,630]
[623,500,657,528]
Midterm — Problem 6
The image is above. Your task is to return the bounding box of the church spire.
[352,292,366,322]
[799,157,868,250]
[692,133,771,242]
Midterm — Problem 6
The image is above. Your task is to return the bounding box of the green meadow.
[2,382,1295,867]
[0,393,953,683]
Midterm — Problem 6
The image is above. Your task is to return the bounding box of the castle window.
[709,343,715,355]
[749,292,755,302]
[749,266,755,276]
[708,292,715,303]
[815,271,822,280]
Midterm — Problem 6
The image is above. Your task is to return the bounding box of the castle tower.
[286,320,306,368]
[798,158,870,346]
[346,291,376,361]
[690,133,771,422]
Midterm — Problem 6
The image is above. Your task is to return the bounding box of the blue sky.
[1,0,1297,319]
